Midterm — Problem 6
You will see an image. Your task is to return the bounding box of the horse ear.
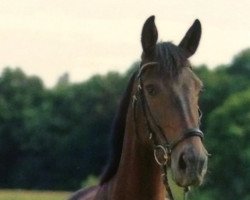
[141,15,158,56]
[179,19,202,58]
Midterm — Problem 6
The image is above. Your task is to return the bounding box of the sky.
[0,0,250,87]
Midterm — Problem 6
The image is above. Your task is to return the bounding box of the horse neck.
[111,103,167,200]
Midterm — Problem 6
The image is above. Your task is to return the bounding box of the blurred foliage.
[0,68,128,190]
[205,89,250,199]
[0,49,250,199]
[81,175,99,188]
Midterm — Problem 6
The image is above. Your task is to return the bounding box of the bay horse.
[70,16,208,200]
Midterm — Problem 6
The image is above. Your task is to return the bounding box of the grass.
[0,189,71,200]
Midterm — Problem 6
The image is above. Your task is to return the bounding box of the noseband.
[132,62,204,200]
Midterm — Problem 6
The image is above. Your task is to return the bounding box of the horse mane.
[100,42,186,185]
[100,72,137,184]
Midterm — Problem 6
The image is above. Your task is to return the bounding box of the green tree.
[194,63,250,130]
[0,67,45,188]
[228,48,250,77]
[204,89,250,199]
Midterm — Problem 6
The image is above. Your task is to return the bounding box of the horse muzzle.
[171,140,208,187]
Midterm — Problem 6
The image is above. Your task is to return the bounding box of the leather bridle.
[132,62,204,200]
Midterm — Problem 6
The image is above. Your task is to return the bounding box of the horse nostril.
[178,149,207,175]
[179,153,187,171]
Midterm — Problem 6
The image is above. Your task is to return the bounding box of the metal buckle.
[149,132,153,140]
[138,83,142,91]
[132,95,137,106]
[154,145,169,166]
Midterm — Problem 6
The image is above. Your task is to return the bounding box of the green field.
[0,190,71,200]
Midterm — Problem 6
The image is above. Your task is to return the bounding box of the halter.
[132,62,204,200]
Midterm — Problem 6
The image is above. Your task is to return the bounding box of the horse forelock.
[155,42,188,77]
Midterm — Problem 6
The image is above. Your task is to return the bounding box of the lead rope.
[156,151,189,200]
[162,164,174,200]
[184,187,189,200]
[162,165,190,200]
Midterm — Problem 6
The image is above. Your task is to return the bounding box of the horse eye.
[145,84,157,96]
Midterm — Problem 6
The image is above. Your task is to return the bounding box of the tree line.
[0,49,250,199]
